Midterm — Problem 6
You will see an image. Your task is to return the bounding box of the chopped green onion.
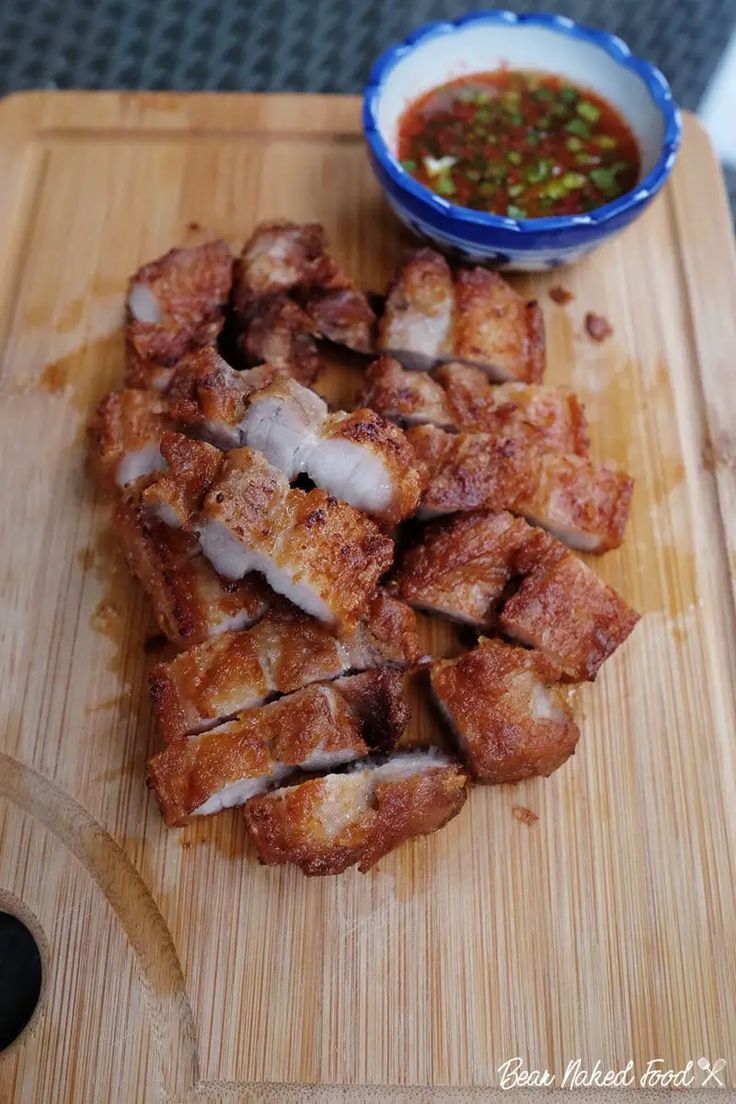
[576,100,601,123]
[590,167,617,192]
[558,86,578,104]
[508,183,525,197]
[561,171,586,189]
[594,133,617,149]
[544,178,569,200]
[526,127,541,145]
[565,136,583,152]
[466,169,481,182]
[565,118,591,139]
[526,158,552,183]
[575,152,600,166]
[478,181,496,196]
[436,175,456,196]
[531,87,553,102]
[507,150,522,165]
[476,90,492,104]
[611,160,633,176]
[507,204,527,219]
[475,107,491,124]
[400,159,417,173]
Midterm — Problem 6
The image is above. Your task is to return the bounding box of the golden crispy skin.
[243,752,469,875]
[201,447,395,629]
[360,355,456,429]
[149,591,420,743]
[125,240,234,390]
[113,494,270,647]
[300,285,376,353]
[407,424,536,517]
[516,452,633,553]
[233,220,336,305]
[435,363,589,454]
[390,510,536,626]
[147,668,408,826]
[87,388,170,491]
[431,638,579,783]
[142,431,223,529]
[237,294,321,384]
[500,545,640,681]
[377,249,455,369]
[452,268,545,383]
[318,408,423,525]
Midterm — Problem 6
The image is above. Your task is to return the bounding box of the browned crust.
[232,220,335,307]
[360,355,456,429]
[125,240,233,389]
[332,669,410,753]
[377,248,454,366]
[165,346,274,435]
[352,590,422,668]
[142,431,223,529]
[500,546,640,681]
[300,285,376,353]
[243,759,469,875]
[431,637,579,783]
[87,388,170,491]
[237,294,321,384]
[453,267,545,383]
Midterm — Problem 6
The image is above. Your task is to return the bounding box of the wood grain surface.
[0,92,734,1103]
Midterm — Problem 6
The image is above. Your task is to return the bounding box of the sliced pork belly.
[407,424,535,518]
[431,638,579,783]
[360,356,456,429]
[243,750,469,875]
[88,389,170,491]
[113,495,270,647]
[147,668,408,826]
[198,447,394,628]
[142,431,223,529]
[149,591,420,742]
[435,363,589,455]
[236,294,320,384]
[125,240,233,390]
[239,374,327,478]
[500,543,640,681]
[452,267,545,383]
[515,452,633,553]
[377,248,454,371]
[300,284,375,353]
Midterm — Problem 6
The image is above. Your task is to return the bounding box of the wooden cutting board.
[0,92,735,1103]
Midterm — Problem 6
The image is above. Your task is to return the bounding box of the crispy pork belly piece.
[300,284,376,353]
[166,346,277,449]
[113,495,270,647]
[88,388,170,490]
[198,447,394,628]
[125,240,234,390]
[147,668,408,826]
[360,355,456,429]
[239,375,422,524]
[236,294,320,385]
[150,592,419,742]
[435,363,589,455]
[431,638,579,783]
[377,248,454,370]
[390,510,535,627]
[515,452,633,553]
[244,750,469,875]
[500,544,640,681]
[142,431,223,529]
[452,267,545,383]
[233,221,336,303]
[407,424,535,518]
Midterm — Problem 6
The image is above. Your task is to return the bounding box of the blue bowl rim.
[363,10,682,235]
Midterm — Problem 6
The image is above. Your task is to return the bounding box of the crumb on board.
[584,311,613,342]
[187,220,202,231]
[549,285,574,305]
[512,805,539,826]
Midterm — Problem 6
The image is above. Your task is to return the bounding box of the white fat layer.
[373,748,452,780]
[200,418,243,451]
[385,293,453,360]
[116,444,166,487]
[193,770,287,816]
[432,695,470,763]
[148,499,182,528]
[240,389,325,479]
[521,510,602,552]
[198,520,257,579]
[300,746,362,772]
[307,440,393,513]
[128,282,164,324]
[531,681,566,723]
[208,608,262,636]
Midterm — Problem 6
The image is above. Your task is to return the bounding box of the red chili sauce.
[397,70,641,219]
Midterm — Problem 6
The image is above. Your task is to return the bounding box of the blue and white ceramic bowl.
[363,11,682,270]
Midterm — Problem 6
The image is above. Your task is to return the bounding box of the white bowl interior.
[376,22,665,179]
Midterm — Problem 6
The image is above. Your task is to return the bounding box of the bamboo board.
[0,92,735,1103]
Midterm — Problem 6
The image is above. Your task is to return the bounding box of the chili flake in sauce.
[398,70,640,219]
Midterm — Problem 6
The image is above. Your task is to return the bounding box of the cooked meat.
[360,356,456,429]
[147,668,408,826]
[88,388,171,490]
[377,248,454,371]
[125,240,234,390]
[452,267,545,383]
[166,346,277,449]
[113,494,270,647]
[391,509,639,678]
[198,447,394,628]
[407,424,536,518]
[377,250,545,381]
[500,542,640,680]
[239,375,422,524]
[434,363,589,455]
[243,750,469,875]
[236,294,320,385]
[431,637,579,783]
[515,452,633,553]
[390,510,535,626]
[142,431,223,529]
[150,591,420,742]
[585,311,613,342]
[300,284,375,353]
